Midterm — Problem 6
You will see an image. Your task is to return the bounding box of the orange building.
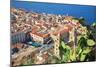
[30,28,50,44]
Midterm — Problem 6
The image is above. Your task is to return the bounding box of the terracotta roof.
[32,32,49,38]
[53,28,69,35]
[31,28,50,38]
[64,25,73,31]
[32,26,39,32]
[11,43,23,49]
[64,16,73,21]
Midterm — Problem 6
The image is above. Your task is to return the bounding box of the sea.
[11,0,96,25]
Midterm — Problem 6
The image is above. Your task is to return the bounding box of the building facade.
[51,33,60,58]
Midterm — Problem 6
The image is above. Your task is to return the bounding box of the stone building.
[51,33,60,58]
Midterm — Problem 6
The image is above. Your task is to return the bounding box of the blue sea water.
[11,0,96,25]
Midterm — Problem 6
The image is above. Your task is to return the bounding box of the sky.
[11,0,96,24]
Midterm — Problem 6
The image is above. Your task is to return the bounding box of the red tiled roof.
[53,28,69,35]
[64,16,73,21]
[31,28,50,38]
[31,32,49,38]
